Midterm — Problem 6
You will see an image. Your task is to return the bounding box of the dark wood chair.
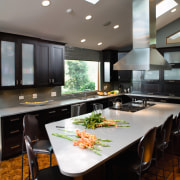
[106,127,157,180]
[155,114,174,180]
[24,135,73,180]
[22,114,53,180]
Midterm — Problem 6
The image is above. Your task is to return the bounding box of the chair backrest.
[160,114,173,144]
[138,127,157,164]
[71,103,86,117]
[24,135,39,180]
[93,103,103,114]
[71,104,81,117]
[23,114,40,141]
[175,112,180,132]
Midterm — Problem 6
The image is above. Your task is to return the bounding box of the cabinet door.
[0,40,16,87]
[50,44,64,86]
[36,42,50,86]
[21,42,35,86]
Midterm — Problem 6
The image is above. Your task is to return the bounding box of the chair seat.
[38,166,73,180]
[33,140,53,154]
[129,158,152,174]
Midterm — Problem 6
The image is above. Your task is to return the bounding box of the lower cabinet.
[1,114,24,160]
[0,105,71,160]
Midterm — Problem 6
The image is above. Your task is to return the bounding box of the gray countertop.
[127,93,180,99]
[45,102,180,177]
[0,94,121,117]
[1,92,180,118]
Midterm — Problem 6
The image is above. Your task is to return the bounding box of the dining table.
[45,102,180,180]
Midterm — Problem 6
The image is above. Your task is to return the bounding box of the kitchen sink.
[78,95,101,100]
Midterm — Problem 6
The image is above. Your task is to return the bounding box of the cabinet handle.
[168,81,175,83]
[16,80,18,85]
[10,130,20,134]
[10,118,20,122]
[48,110,56,114]
[52,79,54,83]
[61,108,68,112]
[10,145,20,149]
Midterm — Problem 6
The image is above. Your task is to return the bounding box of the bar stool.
[71,103,86,117]
[106,127,157,180]
[22,114,53,180]
[93,103,103,114]
[170,112,180,167]
[155,114,174,180]
[24,135,73,180]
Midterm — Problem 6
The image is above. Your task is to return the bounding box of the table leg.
[74,176,83,180]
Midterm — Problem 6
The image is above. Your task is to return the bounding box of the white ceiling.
[0,0,180,51]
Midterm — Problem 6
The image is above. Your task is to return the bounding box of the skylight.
[85,0,100,5]
[156,0,178,18]
[169,31,180,40]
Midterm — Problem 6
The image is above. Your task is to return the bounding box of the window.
[61,60,99,94]
[144,70,159,80]
[164,68,180,80]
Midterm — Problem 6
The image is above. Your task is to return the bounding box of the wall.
[157,18,180,48]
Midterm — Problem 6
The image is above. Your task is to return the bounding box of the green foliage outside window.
[62,60,96,94]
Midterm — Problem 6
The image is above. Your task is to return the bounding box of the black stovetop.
[110,102,155,113]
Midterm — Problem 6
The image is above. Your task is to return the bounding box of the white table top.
[45,102,180,177]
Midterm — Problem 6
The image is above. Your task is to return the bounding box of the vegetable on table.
[72,112,130,129]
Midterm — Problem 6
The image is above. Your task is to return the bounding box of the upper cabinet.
[0,32,64,88]
[0,35,35,88]
[36,42,64,86]
[1,39,16,87]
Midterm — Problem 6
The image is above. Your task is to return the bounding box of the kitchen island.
[45,102,180,180]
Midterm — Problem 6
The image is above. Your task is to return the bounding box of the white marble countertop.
[45,102,180,178]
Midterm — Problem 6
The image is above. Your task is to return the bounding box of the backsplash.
[0,87,62,108]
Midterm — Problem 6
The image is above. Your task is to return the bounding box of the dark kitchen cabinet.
[102,50,118,82]
[1,114,24,159]
[0,33,36,88]
[0,105,70,160]
[0,32,64,88]
[44,105,71,124]
[117,52,132,82]
[36,42,64,86]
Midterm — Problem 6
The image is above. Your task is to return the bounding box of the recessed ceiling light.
[85,15,92,20]
[113,25,119,29]
[156,0,178,18]
[81,39,86,43]
[171,8,176,13]
[66,8,73,14]
[97,42,102,46]
[85,0,100,5]
[41,0,50,7]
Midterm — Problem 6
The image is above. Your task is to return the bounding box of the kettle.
[112,98,122,109]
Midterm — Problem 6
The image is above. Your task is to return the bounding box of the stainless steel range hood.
[113,0,171,70]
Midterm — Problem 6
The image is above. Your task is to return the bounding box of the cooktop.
[110,102,155,113]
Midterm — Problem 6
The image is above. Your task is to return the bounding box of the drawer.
[2,115,23,137]
[2,135,22,159]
